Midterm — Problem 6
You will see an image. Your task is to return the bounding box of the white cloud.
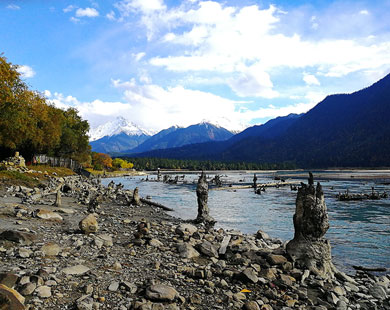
[303,73,320,86]
[46,77,325,132]
[133,52,146,61]
[106,10,116,20]
[43,90,52,98]
[115,0,166,15]
[119,1,390,97]
[63,5,76,13]
[70,17,80,23]
[360,10,369,15]
[228,65,279,98]
[17,65,35,78]
[6,4,20,10]
[75,7,99,18]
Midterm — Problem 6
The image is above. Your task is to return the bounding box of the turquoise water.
[102,171,390,272]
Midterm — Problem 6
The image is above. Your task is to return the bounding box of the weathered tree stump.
[53,190,61,208]
[132,187,141,206]
[286,173,337,279]
[253,173,257,190]
[196,171,215,225]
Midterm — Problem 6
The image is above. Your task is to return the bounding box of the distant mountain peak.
[89,117,151,141]
[199,119,221,128]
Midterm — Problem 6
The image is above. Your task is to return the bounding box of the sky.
[1,0,390,132]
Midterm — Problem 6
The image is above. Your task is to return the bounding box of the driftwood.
[140,198,173,211]
[212,181,300,191]
[352,265,387,272]
[337,190,388,201]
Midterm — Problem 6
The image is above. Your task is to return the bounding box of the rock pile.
[0,174,389,309]
[2,152,26,167]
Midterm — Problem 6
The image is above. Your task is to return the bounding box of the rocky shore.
[0,174,389,310]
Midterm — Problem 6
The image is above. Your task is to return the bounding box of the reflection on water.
[102,171,390,272]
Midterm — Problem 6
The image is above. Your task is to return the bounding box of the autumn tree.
[92,152,113,170]
[112,158,134,170]
[0,54,91,163]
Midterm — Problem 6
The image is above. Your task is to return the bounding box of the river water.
[102,171,390,272]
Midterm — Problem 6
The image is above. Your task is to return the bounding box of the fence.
[34,154,82,171]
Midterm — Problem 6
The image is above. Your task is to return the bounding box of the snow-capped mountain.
[89,117,151,142]
[127,122,234,154]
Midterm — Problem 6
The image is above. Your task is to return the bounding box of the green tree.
[56,108,91,164]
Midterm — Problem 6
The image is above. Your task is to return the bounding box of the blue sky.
[1,0,390,132]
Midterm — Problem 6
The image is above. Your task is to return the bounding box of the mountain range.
[89,119,234,154]
[130,73,390,168]
[89,117,151,153]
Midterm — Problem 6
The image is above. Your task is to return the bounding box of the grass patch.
[0,166,75,188]
[85,169,142,176]
[28,165,76,177]
[0,170,40,187]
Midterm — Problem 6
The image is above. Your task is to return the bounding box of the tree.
[56,108,91,164]
[112,158,134,169]
[0,54,91,163]
[92,152,112,170]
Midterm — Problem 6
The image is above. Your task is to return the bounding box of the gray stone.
[175,223,197,236]
[0,230,36,245]
[0,273,18,288]
[108,281,119,292]
[177,243,200,259]
[369,284,387,300]
[197,240,218,258]
[255,230,270,240]
[0,284,26,310]
[145,284,178,301]
[18,248,32,258]
[267,254,287,265]
[35,285,51,298]
[41,242,61,256]
[20,282,36,296]
[62,265,90,276]
[94,234,113,248]
[149,238,163,248]
[239,268,258,283]
[121,281,137,294]
[35,209,63,221]
[336,300,347,310]
[79,214,98,234]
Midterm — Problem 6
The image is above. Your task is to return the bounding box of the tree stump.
[286,174,337,279]
[196,171,215,225]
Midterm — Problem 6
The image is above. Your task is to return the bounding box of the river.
[102,170,390,272]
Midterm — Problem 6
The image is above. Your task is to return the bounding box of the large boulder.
[79,214,98,234]
[0,284,26,310]
[0,230,36,245]
[145,284,178,302]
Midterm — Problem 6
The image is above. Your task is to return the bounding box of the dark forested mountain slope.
[228,113,301,144]
[128,126,181,153]
[90,132,150,153]
[126,122,233,154]
[222,73,390,167]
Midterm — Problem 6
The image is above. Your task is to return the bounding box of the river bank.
[0,174,389,310]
